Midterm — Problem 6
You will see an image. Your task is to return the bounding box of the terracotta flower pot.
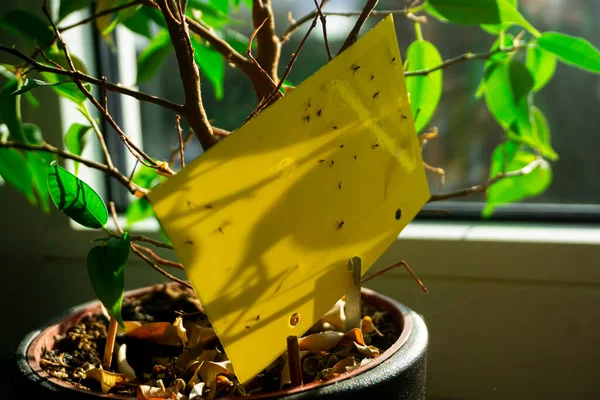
[10,285,428,399]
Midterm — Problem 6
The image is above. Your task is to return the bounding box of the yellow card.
[149,15,429,383]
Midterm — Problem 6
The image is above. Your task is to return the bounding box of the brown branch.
[252,0,281,81]
[175,115,185,169]
[109,202,125,235]
[246,17,277,88]
[361,261,428,293]
[157,0,216,152]
[59,0,143,32]
[0,141,147,196]
[314,0,333,61]
[338,0,379,55]
[405,44,528,77]
[247,1,323,120]
[428,158,544,203]
[131,245,192,289]
[130,235,174,250]
[132,244,183,270]
[0,45,183,113]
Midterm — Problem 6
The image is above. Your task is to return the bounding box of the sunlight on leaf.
[537,31,600,73]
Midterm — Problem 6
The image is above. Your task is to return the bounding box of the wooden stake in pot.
[287,335,303,387]
[345,256,362,331]
[102,317,118,370]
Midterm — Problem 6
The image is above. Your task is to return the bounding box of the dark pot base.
[10,286,427,399]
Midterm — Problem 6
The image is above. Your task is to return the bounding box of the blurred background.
[1,0,599,399]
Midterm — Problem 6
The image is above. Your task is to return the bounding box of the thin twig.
[428,158,544,203]
[0,141,147,196]
[405,44,528,77]
[0,45,183,113]
[338,0,379,55]
[109,202,124,234]
[314,0,333,61]
[132,243,183,270]
[246,17,277,87]
[130,235,174,249]
[128,160,140,184]
[361,260,428,293]
[59,0,142,31]
[247,1,323,120]
[175,115,185,169]
[252,0,281,81]
[131,245,192,289]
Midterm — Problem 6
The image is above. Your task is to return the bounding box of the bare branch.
[109,202,125,235]
[246,17,277,88]
[428,158,544,203]
[405,44,528,77]
[130,235,174,250]
[131,244,192,289]
[157,0,216,151]
[133,244,183,270]
[0,45,183,113]
[314,0,333,61]
[176,114,185,169]
[338,0,379,55]
[361,260,428,293]
[0,141,147,197]
[252,0,281,81]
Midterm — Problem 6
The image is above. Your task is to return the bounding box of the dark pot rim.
[21,284,414,399]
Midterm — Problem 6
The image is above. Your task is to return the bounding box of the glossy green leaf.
[86,233,130,327]
[537,31,600,73]
[480,0,517,34]
[103,4,143,37]
[526,45,557,92]
[209,0,229,13]
[406,40,443,133]
[191,36,225,100]
[0,10,53,45]
[514,106,558,161]
[28,151,54,213]
[136,29,173,84]
[125,198,155,226]
[0,147,36,204]
[41,50,90,104]
[95,0,120,45]
[188,0,236,28]
[483,151,551,217]
[11,78,67,96]
[141,6,166,27]
[426,0,501,25]
[475,34,515,98]
[59,0,91,20]
[0,80,25,143]
[483,60,533,133]
[122,9,152,37]
[132,164,164,189]
[65,122,93,174]
[488,140,520,177]
[48,162,108,229]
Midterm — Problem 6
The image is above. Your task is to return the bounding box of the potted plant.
[1,0,599,399]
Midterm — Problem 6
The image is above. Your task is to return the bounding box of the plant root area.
[40,284,399,399]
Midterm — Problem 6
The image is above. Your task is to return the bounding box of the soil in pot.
[38,284,401,398]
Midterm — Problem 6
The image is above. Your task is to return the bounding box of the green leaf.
[132,164,164,189]
[512,106,558,161]
[0,80,25,143]
[11,78,67,96]
[48,162,109,229]
[86,233,130,327]
[525,45,557,92]
[483,60,533,133]
[0,147,36,204]
[426,0,501,25]
[537,31,600,74]
[141,6,166,28]
[209,0,229,13]
[405,40,443,133]
[489,140,520,177]
[122,9,152,37]
[41,49,90,104]
[136,29,173,84]
[0,10,53,45]
[95,0,120,45]
[103,4,143,37]
[59,0,91,20]
[28,151,54,213]
[480,0,517,34]
[483,151,551,217]
[65,122,93,174]
[188,0,236,28]
[125,198,155,226]
[219,28,250,55]
[191,36,225,100]
[475,34,515,98]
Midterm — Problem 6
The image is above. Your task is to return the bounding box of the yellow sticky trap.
[149,15,429,383]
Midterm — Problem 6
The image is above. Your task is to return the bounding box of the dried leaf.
[325,356,357,380]
[118,321,143,335]
[361,316,383,336]
[186,324,217,349]
[372,311,387,325]
[137,378,186,399]
[174,317,189,347]
[84,367,133,393]
[191,360,235,400]
[126,322,182,346]
[339,328,365,347]
[353,343,380,357]
[116,343,136,378]
[189,382,206,399]
[320,299,346,332]
[298,331,343,352]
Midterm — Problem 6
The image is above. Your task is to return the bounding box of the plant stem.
[79,105,114,169]
[252,0,281,81]
[102,317,118,370]
[414,21,424,41]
